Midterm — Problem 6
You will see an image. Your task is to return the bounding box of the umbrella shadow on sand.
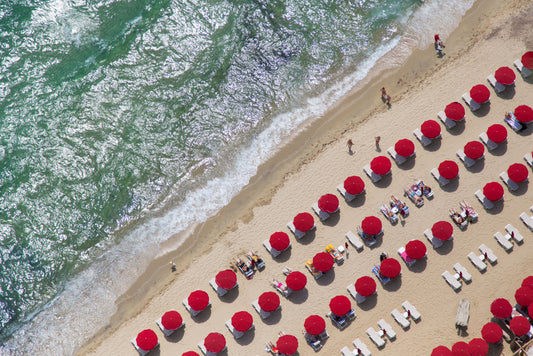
[408,258,427,273]
[396,157,415,171]
[465,159,485,174]
[346,194,366,208]
[484,200,504,215]
[472,102,491,117]
[261,309,282,326]
[191,308,212,324]
[434,239,454,256]
[496,85,516,100]
[446,121,466,136]
[383,275,402,292]
[164,327,185,343]
[517,124,533,136]
[272,248,292,264]
[422,139,441,153]
[295,230,316,245]
[288,289,309,305]
[488,141,508,157]
[509,182,528,197]
[373,174,392,189]
[316,269,336,286]
[236,329,255,346]
[219,287,239,303]
[440,177,459,193]
[321,212,340,227]
[357,294,378,311]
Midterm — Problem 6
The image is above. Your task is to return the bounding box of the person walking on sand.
[375,136,381,148]
[347,139,354,153]
[381,87,391,105]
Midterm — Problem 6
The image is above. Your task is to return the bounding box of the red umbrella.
[395,139,415,157]
[438,160,459,179]
[258,292,280,312]
[522,276,533,289]
[370,156,392,175]
[269,232,290,251]
[313,252,334,272]
[277,334,298,355]
[445,102,465,121]
[486,124,507,143]
[293,212,314,232]
[405,240,427,259]
[508,163,529,183]
[529,302,533,319]
[329,295,352,316]
[470,84,490,104]
[468,338,489,356]
[182,352,200,356]
[451,341,470,356]
[231,311,253,332]
[318,194,339,213]
[188,290,209,311]
[136,329,158,351]
[344,176,365,195]
[432,346,452,356]
[515,286,533,306]
[355,276,377,297]
[215,269,237,290]
[490,298,512,318]
[464,141,485,160]
[361,216,382,235]
[495,66,516,85]
[509,316,531,336]
[482,322,503,343]
[514,105,533,123]
[380,258,401,278]
[286,271,307,291]
[522,51,533,69]
[483,182,504,202]
[304,315,326,336]
[161,311,183,330]
[421,120,442,138]
[204,332,226,353]
[431,221,453,241]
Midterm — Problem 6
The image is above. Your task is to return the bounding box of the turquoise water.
[0,0,474,353]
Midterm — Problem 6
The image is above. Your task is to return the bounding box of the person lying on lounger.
[449,210,465,224]
[271,279,288,291]
[404,188,423,205]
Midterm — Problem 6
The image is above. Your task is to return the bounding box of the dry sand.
[80,1,533,355]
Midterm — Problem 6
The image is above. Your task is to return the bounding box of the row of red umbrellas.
[432,338,489,356]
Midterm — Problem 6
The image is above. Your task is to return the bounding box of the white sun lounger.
[438,111,457,129]
[225,319,245,339]
[391,309,410,329]
[467,252,487,271]
[478,244,497,264]
[312,203,330,221]
[341,346,355,356]
[366,327,385,348]
[387,147,407,165]
[442,270,462,290]
[397,247,416,267]
[377,319,396,340]
[263,240,282,258]
[209,278,229,296]
[287,221,306,239]
[413,128,432,147]
[363,164,382,183]
[337,184,357,202]
[487,74,506,93]
[424,228,443,248]
[131,338,159,356]
[156,317,184,336]
[252,300,273,319]
[520,212,533,231]
[514,59,533,78]
[430,168,450,186]
[499,172,519,191]
[524,152,533,167]
[353,338,372,356]
[479,132,498,151]
[462,93,481,111]
[345,231,364,251]
[475,190,494,209]
[505,224,524,243]
[456,150,476,168]
[494,231,513,251]
[347,284,367,304]
[402,301,421,321]
[453,263,472,283]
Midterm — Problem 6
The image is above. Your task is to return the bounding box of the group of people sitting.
[232,251,265,278]
[449,201,478,228]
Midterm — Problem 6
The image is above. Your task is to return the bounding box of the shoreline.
[79,0,533,354]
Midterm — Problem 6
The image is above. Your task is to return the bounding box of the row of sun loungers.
[452,263,472,283]
[442,270,462,291]
[520,206,533,231]
[494,231,513,251]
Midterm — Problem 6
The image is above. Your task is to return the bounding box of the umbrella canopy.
[318,194,339,213]
[445,102,465,121]
[361,216,382,235]
[405,240,427,259]
[490,298,512,319]
[432,346,452,356]
[451,341,470,356]
[508,163,529,183]
[509,316,530,336]
[486,124,507,143]
[522,51,533,69]
[277,334,298,355]
[438,160,459,180]
[468,338,488,356]
[421,120,442,138]
[204,332,226,353]
[313,252,334,272]
[483,182,504,202]
[529,302,533,319]
[464,141,485,160]
[482,322,503,343]
[269,232,290,251]
[136,329,158,351]
[495,66,516,85]
[344,176,365,195]
[258,291,280,312]
[188,290,210,311]
[355,276,377,297]
[394,139,415,157]
[215,269,237,290]
[470,84,490,103]
[293,212,314,232]
[370,156,392,175]
[380,258,401,278]
[329,295,352,316]
[522,276,533,289]
[515,286,533,306]
[231,311,253,332]
[182,352,200,356]
[514,105,533,123]
[431,221,453,241]
[161,311,183,330]
[286,271,307,291]
[304,315,326,336]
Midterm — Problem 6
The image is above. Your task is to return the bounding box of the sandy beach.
[80,1,533,355]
